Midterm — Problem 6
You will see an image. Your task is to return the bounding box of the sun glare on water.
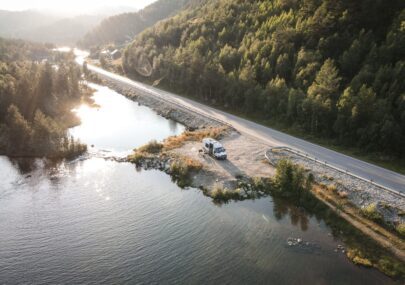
[72,104,99,125]
[71,102,118,146]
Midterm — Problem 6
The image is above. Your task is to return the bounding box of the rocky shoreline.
[100,78,225,131]
[94,76,405,224]
[268,148,405,226]
[83,72,405,279]
[90,75,272,200]
[92,76,405,227]
[128,149,270,202]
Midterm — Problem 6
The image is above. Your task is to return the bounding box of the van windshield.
[214,147,225,154]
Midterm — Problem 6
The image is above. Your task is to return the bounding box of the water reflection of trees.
[272,193,350,238]
[272,197,309,231]
[10,157,72,186]
[11,158,39,174]
[168,120,180,133]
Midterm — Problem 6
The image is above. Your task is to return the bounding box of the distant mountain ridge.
[0,10,57,36]
[78,0,193,48]
[0,8,135,45]
[17,15,105,45]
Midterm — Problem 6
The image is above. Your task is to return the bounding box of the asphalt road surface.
[86,63,405,193]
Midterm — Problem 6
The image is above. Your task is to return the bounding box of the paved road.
[86,63,405,193]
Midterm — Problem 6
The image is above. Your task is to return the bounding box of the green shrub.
[137,140,163,154]
[251,177,273,193]
[210,184,239,201]
[170,160,187,177]
[170,157,202,177]
[377,257,405,278]
[327,184,337,192]
[169,156,203,187]
[360,203,383,223]
[128,152,148,164]
[353,256,372,267]
[396,223,405,236]
[273,160,313,198]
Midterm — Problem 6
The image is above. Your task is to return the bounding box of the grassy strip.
[259,159,405,279]
[312,185,405,278]
[271,160,405,279]
[314,184,405,250]
[163,126,228,150]
[128,126,227,164]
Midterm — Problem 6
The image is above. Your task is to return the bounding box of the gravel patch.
[169,131,274,192]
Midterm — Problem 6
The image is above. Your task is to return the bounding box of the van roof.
[202,138,224,149]
[213,142,223,148]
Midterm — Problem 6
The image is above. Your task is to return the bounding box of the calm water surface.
[70,83,185,155]
[0,85,397,284]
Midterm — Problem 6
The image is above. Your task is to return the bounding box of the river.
[0,84,397,284]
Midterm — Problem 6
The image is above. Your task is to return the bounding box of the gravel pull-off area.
[268,149,405,225]
[169,131,275,192]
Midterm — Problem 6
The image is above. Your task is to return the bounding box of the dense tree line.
[78,0,193,48]
[0,38,53,62]
[0,39,87,157]
[124,0,405,158]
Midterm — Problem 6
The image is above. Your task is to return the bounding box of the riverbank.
[312,185,405,262]
[127,127,273,200]
[0,81,94,160]
[126,131,405,277]
[2,156,397,285]
[267,148,405,231]
[87,75,274,193]
[87,74,405,280]
[89,57,405,175]
[100,80,224,130]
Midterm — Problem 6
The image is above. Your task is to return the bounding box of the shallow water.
[70,83,185,155]
[0,85,397,284]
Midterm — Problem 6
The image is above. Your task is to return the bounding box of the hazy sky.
[0,0,157,13]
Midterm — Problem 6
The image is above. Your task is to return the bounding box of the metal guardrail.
[265,146,405,199]
[92,69,234,129]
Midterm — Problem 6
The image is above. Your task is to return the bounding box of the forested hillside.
[124,0,405,159]
[79,0,192,48]
[0,38,87,157]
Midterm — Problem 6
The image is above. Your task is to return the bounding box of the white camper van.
[202,138,227,160]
